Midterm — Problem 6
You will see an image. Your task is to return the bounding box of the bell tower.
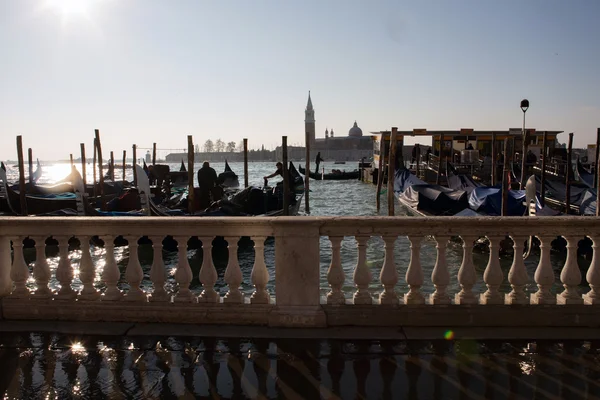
[305,91,316,147]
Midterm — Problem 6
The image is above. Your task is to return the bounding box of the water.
[1,333,600,399]
[3,160,591,299]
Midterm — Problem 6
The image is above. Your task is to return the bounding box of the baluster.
[327,236,345,305]
[32,236,52,298]
[149,236,169,302]
[379,235,399,305]
[78,235,100,300]
[55,236,76,300]
[584,235,600,304]
[250,236,269,304]
[173,235,195,303]
[198,236,219,303]
[430,235,450,304]
[0,236,12,296]
[404,236,425,304]
[455,235,478,304]
[10,237,30,298]
[353,235,372,305]
[557,236,583,304]
[531,235,557,305]
[480,236,504,304]
[224,236,243,304]
[124,235,146,302]
[506,235,529,305]
[100,235,122,301]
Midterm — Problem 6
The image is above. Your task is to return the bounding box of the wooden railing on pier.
[1,216,600,328]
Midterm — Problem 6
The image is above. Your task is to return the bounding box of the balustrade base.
[4,299,600,329]
[557,295,584,305]
[1,298,273,326]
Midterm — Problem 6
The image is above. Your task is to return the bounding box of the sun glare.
[40,0,100,22]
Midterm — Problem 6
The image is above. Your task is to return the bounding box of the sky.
[1,0,599,161]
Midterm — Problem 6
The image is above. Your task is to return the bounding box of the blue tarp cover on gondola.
[399,184,468,216]
[468,187,531,216]
[393,169,426,193]
[580,190,597,216]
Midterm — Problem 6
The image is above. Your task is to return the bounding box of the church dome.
[348,121,363,137]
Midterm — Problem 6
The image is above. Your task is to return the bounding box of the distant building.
[303,93,372,162]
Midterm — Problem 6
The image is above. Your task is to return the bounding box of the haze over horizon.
[1,0,599,161]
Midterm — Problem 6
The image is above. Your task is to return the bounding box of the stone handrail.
[1,216,599,328]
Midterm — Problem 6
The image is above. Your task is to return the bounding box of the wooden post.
[69,154,74,167]
[282,136,289,216]
[415,145,420,178]
[436,134,443,184]
[387,127,398,216]
[565,132,573,214]
[243,138,248,188]
[80,143,87,187]
[109,151,115,181]
[501,138,509,216]
[27,148,33,185]
[540,131,548,208]
[92,138,98,198]
[491,131,496,186]
[122,150,127,184]
[152,143,157,165]
[16,136,27,215]
[520,129,528,190]
[376,134,385,212]
[187,135,195,214]
[595,128,600,189]
[304,131,310,214]
[132,144,138,187]
[95,129,106,211]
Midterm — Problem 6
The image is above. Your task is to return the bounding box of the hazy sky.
[1,0,599,160]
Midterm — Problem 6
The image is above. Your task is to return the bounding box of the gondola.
[218,160,239,188]
[0,166,77,215]
[576,160,594,188]
[298,165,360,181]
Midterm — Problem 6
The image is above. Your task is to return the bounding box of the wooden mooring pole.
[595,128,600,189]
[540,131,548,208]
[69,154,74,167]
[187,135,195,214]
[132,144,138,187]
[436,133,443,185]
[501,138,509,216]
[95,129,106,211]
[243,138,248,188]
[387,127,397,216]
[375,134,385,212]
[16,136,27,215]
[304,131,310,214]
[491,131,496,186]
[565,132,573,214]
[80,143,87,187]
[282,136,289,216]
[122,150,127,184]
[92,138,98,198]
[152,143,157,165]
[27,148,33,185]
[108,151,114,181]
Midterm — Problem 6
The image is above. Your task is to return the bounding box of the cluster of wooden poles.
[12,131,306,217]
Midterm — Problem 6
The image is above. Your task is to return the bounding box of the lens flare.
[444,330,454,340]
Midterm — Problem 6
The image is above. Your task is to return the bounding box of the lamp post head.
[520,99,529,113]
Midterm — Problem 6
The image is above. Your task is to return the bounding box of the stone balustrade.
[1,216,600,328]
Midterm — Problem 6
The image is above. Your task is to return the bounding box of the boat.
[298,165,360,181]
[0,166,77,215]
[218,160,239,188]
[576,160,594,188]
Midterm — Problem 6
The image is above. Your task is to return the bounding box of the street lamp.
[520,99,529,189]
